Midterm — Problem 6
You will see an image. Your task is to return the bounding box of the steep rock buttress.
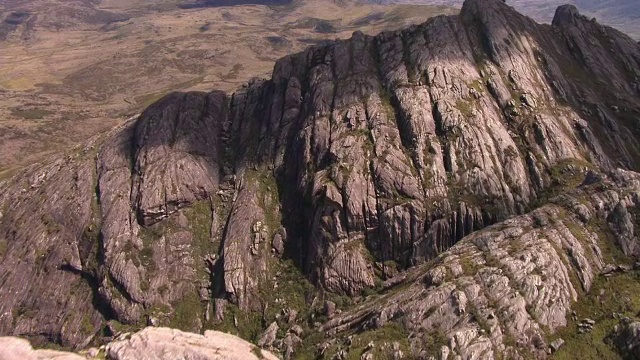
[0,0,639,357]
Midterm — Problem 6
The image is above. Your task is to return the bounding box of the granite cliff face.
[374,0,640,39]
[322,168,640,358]
[1,0,640,358]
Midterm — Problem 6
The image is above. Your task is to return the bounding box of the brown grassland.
[0,0,456,174]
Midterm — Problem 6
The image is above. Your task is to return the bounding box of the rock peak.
[552,4,583,26]
[460,0,504,8]
[462,0,507,5]
[460,0,514,21]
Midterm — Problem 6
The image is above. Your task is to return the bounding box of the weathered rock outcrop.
[0,0,640,358]
[0,337,85,360]
[0,147,103,347]
[105,327,278,360]
[0,328,278,360]
[612,318,640,359]
[321,169,640,358]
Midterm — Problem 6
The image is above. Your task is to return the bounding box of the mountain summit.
[1,0,640,358]
[374,0,640,39]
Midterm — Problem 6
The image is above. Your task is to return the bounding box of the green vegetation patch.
[208,301,264,343]
[182,199,215,276]
[260,259,315,316]
[136,224,164,273]
[10,108,54,120]
[456,99,475,118]
[245,169,281,238]
[469,79,486,94]
[296,322,413,360]
[295,331,326,360]
[587,217,629,265]
[41,213,62,234]
[168,289,203,332]
[345,323,412,360]
[211,258,316,346]
[109,319,143,336]
[81,313,95,335]
[0,167,18,182]
[0,238,7,258]
[528,158,594,211]
[251,345,266,359]
[419,330,450,358]
[459,255,481,275]
[379,90,397,124]
[551,270,640,360]
[81,178,103,274]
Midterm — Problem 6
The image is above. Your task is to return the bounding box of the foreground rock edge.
[0,327,278,360]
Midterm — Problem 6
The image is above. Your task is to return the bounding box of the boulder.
[0,337,85,360]
[105,327,278,360]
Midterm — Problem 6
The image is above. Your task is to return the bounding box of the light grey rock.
[614,318,640,358]
[613,319,640,359]
[272,233,285,254]
[549,338,565,353]
[258,321,280,349]
[1,0,640,355]
[86,348,99,358]
[283,332,303,360]
[608,201,640,256]
[221,179,270,310]
[105,327,278,360]
[284,308,298,324]
[0,337,86,360]
[324,301,337,318]
[290,325,304,336]
[322,169,640,358]
[361,352,374,360]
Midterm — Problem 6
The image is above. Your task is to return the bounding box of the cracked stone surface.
[0,0,639,358]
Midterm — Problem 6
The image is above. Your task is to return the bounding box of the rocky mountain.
[375,0,640,39]
[0,0,455,181]
[1,0,640,358]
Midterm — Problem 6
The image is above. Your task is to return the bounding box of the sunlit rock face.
[0,0,639,358]
[371,0,640,39]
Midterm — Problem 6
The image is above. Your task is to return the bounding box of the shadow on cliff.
[119,0,640,292]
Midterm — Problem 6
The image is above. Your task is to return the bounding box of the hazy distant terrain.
[0,0,455,176]
[1,0,635,177]
[377,0,640,39]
